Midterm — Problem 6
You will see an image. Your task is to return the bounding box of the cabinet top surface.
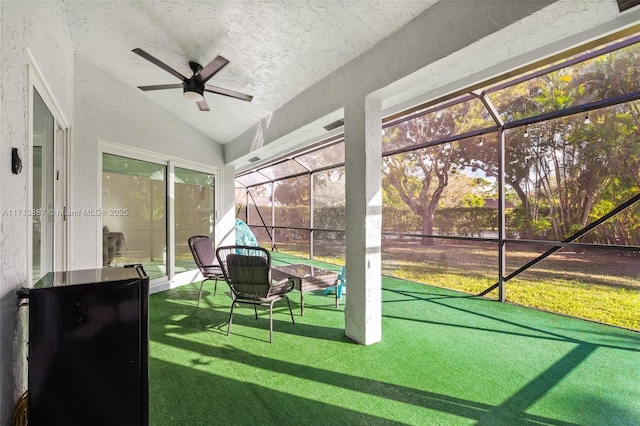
[34,267,145,289]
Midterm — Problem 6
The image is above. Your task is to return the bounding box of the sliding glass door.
[174,167,216,272]
[101,150,218,281]
[102,153,167,279]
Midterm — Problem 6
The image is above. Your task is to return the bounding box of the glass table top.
[272,264,335,278]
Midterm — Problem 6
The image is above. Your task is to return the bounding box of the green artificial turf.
[148,255,640,425]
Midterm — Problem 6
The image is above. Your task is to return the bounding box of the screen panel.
[274,175,310,228]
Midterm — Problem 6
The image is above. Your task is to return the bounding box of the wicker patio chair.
[216,245,295,343]
[188,235,225,307]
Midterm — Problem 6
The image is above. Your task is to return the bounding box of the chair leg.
[213,277,218,297]
[197,280,205,307]
[254,304,258,320]
[286,297,295,324]
[227,301,236,337]
[269,301,275,343]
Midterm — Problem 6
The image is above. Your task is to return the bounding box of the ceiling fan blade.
[197,98,210,111]
[199,56,229,83]
[137,84,183,91]
[132,48,186,81]
[204,85,253,102]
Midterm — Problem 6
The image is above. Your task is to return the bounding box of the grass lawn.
[382,242,640,331]
[274,240,640,331]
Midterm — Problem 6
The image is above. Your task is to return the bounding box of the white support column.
[344,96,382,345]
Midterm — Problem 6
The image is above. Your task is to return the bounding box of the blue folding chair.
[324,266,346,299]
[235,218,260,247]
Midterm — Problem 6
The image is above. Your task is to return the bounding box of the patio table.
[271,264,339,316]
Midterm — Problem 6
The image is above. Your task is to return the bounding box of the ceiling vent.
[323,119,344,132]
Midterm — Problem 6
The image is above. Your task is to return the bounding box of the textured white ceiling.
[63,0,438,143]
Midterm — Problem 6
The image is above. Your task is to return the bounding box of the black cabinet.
[27,266,149,426]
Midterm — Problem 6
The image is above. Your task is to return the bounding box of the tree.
[383,106,465,245]
[381,41,640,245]
[457,43,640,241]
[313,167,345,207]
[440,174,492,208]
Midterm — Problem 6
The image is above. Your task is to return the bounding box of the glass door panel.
[174,167,215,272]
[102,153,167,279]
[32,90,55,282]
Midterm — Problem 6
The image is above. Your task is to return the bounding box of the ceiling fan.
[132,48,253,111]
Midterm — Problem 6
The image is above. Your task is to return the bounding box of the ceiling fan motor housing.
[183,78,204,99]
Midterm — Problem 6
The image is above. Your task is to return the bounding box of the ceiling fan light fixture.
[183,89,204,102]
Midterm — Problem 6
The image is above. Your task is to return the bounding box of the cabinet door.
[29,280,145,425]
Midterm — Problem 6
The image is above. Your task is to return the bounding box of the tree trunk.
[421,209,435,246]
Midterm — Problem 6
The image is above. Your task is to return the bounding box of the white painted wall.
[70,56,232,272]
[0,1,74,423]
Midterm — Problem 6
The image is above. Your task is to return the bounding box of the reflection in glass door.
[32,90,55,281]
[174,167,216,272]
[102,153,167,279]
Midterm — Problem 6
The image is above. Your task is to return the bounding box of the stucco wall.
[0,1,74,423]
[70,55,232,272]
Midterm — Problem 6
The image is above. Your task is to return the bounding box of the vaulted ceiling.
[63,0,438,144]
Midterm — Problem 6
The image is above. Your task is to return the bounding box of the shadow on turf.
[150,300,579,424]
[150,330,585,426]
[149,357,410,425]
[150,284,638,425]
[383,287,640,353]
[154,286,347,344]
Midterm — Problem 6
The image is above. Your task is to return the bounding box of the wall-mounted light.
[12,147,22,174]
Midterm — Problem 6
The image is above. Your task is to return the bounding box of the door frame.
[27,50,70,284]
